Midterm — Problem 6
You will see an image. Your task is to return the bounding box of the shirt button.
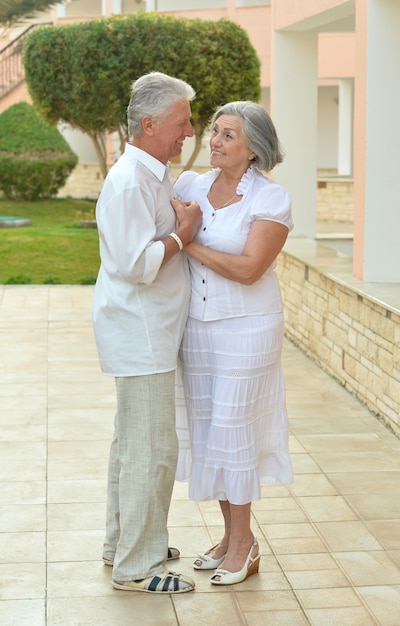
[203,227,206,231]
[203,297,206,301]
[202,279,205,283]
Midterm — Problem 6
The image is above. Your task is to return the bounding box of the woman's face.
[209,114,254,176]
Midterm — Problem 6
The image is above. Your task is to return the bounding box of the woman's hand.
[184,219,288,285]
[170,197,203,246]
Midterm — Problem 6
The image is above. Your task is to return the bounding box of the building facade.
[1,0,399,433]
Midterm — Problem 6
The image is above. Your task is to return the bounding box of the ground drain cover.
[0,216,32,228]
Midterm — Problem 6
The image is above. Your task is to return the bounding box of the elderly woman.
[172,101,293,586]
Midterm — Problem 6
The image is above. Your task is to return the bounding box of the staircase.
[0,23,51,100]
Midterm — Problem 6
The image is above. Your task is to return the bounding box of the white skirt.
[175,314,293,505]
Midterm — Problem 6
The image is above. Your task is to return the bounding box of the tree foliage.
[0,0,56,27]
[23,13,261,176]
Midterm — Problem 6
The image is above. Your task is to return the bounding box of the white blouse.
[174,166,293,321]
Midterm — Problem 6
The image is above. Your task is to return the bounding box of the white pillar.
[358,0,400,281]
[56,2,66,18]
[337,78,353,176]
[272,30,318,239]
[102,0,120,16]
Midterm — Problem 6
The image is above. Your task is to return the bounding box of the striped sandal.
[112,570,195,593]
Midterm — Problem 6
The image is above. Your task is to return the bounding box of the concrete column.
[55,2,67,18]
[102,0,117,15]
[272,30,318,238]
[338,78,353,176]
[226,0,237,20]
[353,0,400,281]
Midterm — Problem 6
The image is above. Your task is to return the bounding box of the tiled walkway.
[1,285,400,626]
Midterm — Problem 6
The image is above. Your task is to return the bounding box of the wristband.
[168,232,183,251]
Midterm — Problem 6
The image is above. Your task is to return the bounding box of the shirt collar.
[124,143,169,182]
[201,165,257,195]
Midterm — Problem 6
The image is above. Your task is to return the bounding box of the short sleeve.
[250,182,294,232]
[174,170,199,201]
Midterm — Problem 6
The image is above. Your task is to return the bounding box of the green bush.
[23,14,261,175]
[0,102,78,200]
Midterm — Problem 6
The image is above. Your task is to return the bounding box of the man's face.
[152,100,194,163]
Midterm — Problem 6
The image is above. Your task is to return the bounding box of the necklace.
[207,191,239,210]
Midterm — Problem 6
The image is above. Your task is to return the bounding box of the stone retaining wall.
[277,247,400,437]
[317,177,354,222]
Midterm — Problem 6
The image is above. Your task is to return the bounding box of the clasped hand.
[171,197,203,246]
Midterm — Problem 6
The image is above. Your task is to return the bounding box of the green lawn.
[0,198,100,284]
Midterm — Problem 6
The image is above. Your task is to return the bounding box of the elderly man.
[92,72,202,594]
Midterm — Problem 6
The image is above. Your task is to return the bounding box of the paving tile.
[47,530,105,563]
[0,532,46,564]
[0,563,46,600]
[244,610,310,626]
[1,285,400,625]
[327,471,400,495]
[334,551,400,586]
[0,481,46,505]
[47,502,106,531]
[173,592,246,626]
[314,521,383,552]
[345,493,400,520]
[46,562,113,598]
[364,520,400,551]
[0,504,46,533]
[0,600,45,626]
[357,585,400,626]
[47,595,178,626]
[306,605,378,625]
[47,479,106,503]
[297,495,359,522]
[296,586,362,609]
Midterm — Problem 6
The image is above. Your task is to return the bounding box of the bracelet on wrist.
[168,232,183,251]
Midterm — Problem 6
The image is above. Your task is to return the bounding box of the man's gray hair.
[210,101,284,172]
[127,72,195,137]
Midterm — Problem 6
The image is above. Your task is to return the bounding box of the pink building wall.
[273,0,351,30]
[0,1,355,115]
[319,33,355,78]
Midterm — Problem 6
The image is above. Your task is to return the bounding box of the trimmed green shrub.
[0,102,78,200]
[23,14,261,175]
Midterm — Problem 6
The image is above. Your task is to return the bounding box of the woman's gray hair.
[210,101,284,172]
[127,72,195,137]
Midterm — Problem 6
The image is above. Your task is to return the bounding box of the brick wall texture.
[277,251,400,437]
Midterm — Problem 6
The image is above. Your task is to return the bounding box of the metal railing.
[0,23,52,99]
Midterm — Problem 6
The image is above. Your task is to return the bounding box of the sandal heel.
[210,537,260,586]
[248,554,260,576]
